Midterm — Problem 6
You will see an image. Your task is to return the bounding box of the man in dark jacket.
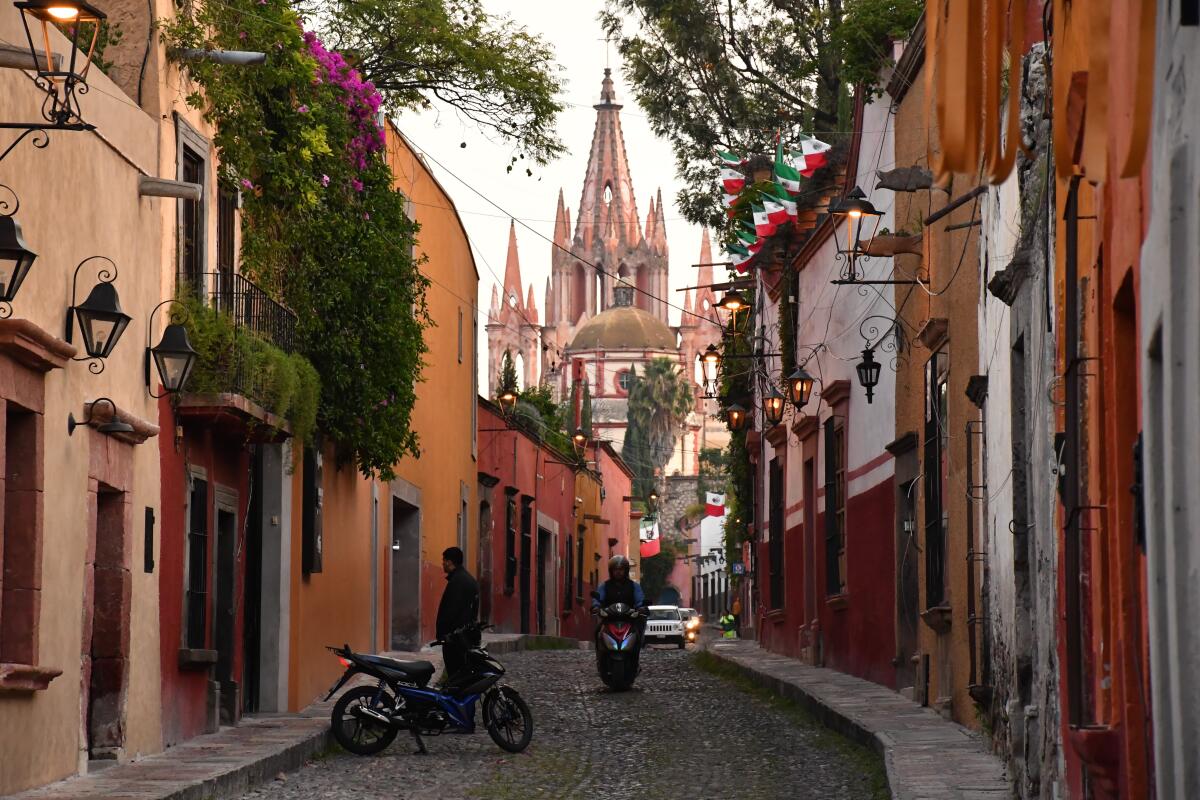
[436,546,479,679]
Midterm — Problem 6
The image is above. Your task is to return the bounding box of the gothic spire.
[654,188,668,252]
[554,189,570,244]
[698,228,714,286]
[502,220,524,311]
[526,285,539,324]
[645,195,657,247]
[575,68,642,250]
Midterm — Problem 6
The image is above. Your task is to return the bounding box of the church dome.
[569,286,676,351]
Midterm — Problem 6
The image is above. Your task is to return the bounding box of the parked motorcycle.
[591,593,646,691]
[324,622,533,755]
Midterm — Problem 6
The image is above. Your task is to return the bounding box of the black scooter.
[591,591,646,690]
[325,622,533,755]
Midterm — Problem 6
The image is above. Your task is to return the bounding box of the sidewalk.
[10,633,576,800]
[705,638,1010,800]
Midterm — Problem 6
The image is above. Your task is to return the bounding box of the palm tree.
[623,358,693,493]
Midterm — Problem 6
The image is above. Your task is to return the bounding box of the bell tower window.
[603,183,613,205]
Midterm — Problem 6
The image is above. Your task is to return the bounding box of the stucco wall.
[0,5,164,792]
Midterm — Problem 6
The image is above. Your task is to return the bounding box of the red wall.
[157,400,252,746]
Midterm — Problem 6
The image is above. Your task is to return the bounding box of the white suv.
[644,606,686,649]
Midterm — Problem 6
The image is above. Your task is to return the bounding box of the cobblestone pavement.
[239,645,887,800]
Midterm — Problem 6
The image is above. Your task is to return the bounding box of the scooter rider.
[591,555,647,645]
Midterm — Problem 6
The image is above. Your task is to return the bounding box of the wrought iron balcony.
[205,271,296,354]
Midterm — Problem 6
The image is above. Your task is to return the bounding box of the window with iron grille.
[218,188,236,278]
[769,457,785,609]
[503,490,517,595]
[824,418,846,595]
[564,535,574,611]
[185,476,209,648]
[924,349,949,608]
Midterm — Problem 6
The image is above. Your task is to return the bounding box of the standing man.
[731,595,743,635]
[437,546,479,679]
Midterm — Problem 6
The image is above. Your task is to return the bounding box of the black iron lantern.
[66,257,130,371]
[572,427,588,457]
[725,402,748,432]
[150,324,197,395]
[716,289,747,314]
[0,208,36,318]
[497,388,518,417]
[856,348,882,403]
[785,366,814,409]
[830,186,883,281]
[67,397,134,436]
[700,344,721,384]
[14,0,106,129]
[763,386,786,426]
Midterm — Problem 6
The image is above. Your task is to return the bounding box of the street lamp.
[0,198,36,319]
[725,402,748,432]
[856,348,882,403]
[762,386,786,426]
[67,397,134,436]
[700,344,721,384]
[716,289,747,314]
[496,388,518,417]
[830,186,882,282]
[145,301,197,397]
[65,257,130,372]
[572,427,588,457]
[13,0,106,128]
[785,366,814,409]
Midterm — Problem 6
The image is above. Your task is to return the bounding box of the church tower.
[486,221,541,394]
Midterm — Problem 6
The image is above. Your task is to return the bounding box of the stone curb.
[11,633,582,800]
[703,640,1010,800]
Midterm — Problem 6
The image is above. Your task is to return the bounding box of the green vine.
[161,0,429,478]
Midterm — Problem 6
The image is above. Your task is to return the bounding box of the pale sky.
[392,0,706,387]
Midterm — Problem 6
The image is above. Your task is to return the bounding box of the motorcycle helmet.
[608,555,630,579]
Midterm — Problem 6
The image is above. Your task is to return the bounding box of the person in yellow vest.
[720,609,737,638]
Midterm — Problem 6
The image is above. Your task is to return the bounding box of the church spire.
[698,228,714,285]
[554,189,570,245]
[575,68,642,250]
[654,188,668,252]
[645,195,657,248]
[526,285,539,324]
[502,220,524,311]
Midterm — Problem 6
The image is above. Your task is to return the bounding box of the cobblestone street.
[239,645,886,800]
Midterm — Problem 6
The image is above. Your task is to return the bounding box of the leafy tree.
[580,381,593,437]
[601,0,922,226]
[303,0,566,165]
[623,358,693,496]
[518,381,566,433]
[496,349,519,396]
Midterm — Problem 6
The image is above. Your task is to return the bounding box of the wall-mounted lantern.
[716,289,747,314]
[572,427,588,457]
[785,366,814,409]
[830,186,883,283]
[497,388,518,418]
[0,188,36,318]
[145,300,197,397]
[13,0,105,128]
[762,387,786,426]
[725,402,748,432]
[67,396,133,436]
[856,348,882,403]
[65,256,130,373]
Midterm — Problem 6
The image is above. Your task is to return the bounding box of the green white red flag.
[720,168,746,193]
[726,243,754,272]
[764,182,798,219]
[752,203,777,237]
[762,196,789,225]
[794,134,831,176]
[715,148,747,167]
[736,225,763,253]
[774,140,803,193]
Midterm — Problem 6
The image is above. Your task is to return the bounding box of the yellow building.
[286,122,480,708]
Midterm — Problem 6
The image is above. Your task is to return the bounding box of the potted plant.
[864,227,923,257]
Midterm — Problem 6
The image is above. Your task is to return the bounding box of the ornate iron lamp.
[496,388,518,417]
[762,386,786,426]
[67,397,133,436]
[856,348,882,403]
[145,300,197,397]
[0,188,36,318]
[716,289,747,314]
[725,402,748,432]
[65,256,130,373]
[784,366,814,409]
[830,186,883,284]
[13,0,105,126]
[571,427,588,457]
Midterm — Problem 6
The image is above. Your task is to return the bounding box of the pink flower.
[320,174,330,187]
[298,104,309,114]
[362,212,370,220]
[352,179,364,192]
[241,179,254,191]
[238,31,247,40]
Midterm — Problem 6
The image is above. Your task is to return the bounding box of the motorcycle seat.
[357,653,436,684]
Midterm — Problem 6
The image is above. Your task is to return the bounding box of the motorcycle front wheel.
[331,686,399,755]
[484,687,533,753]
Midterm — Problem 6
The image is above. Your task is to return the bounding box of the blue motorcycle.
[324,623,533,755]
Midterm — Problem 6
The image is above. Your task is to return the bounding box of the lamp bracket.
[145,299,193,398]
[65,255,119,372]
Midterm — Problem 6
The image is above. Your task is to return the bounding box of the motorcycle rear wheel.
[331,686,399,755]
[484,687,533,753]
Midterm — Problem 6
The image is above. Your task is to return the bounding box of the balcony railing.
[206,271,296,354]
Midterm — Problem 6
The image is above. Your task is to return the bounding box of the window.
[504,490,517,595]
[457,308,464,363]
[648,608,679,621]
[185,475,209,648]
[924,349,949,608]
[180,148,205,292]
[564,536,574,611]
[768,458,784,609]
[617,370,633,393]
[217,188,236,279]
[1,403,42,667]
[824,418,846,595]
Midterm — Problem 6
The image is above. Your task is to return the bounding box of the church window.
[617,370,633,393]
[603,183,613,205]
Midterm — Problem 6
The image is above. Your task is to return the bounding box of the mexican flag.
[736,225,763,253]
[722,193,739,217]
[775,141,803,193]
[719,168,746,194]
[705,492,726,517]
[639,519,661,558]
[762,196,789,225]
[752,203,777,237]
[715,148,747,166]
[794,134,832,177]
[727,243,755,272]
[765,182,798,220]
